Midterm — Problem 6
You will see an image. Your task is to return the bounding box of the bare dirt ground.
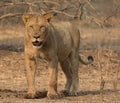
[0,25,120,103]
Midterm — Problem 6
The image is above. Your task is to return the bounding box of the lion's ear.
[43,14,53,22]
[22,14,33,23]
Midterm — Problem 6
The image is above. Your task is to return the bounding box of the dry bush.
[0,0,120,27]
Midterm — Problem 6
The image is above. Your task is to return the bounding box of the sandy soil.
[0,26,120,103]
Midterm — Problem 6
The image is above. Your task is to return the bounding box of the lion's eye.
[40,26,46,32]
[29,25,33,28]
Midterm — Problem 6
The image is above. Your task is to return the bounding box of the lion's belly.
[57,46,72,62]
[57,31,73,62]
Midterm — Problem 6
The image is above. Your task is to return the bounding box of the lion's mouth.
[32,40,44,47]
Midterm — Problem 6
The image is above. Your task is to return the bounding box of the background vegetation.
[0,0,120,103]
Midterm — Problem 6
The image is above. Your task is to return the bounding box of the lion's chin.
[32,40,44,48]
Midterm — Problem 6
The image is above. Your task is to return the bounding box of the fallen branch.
[104,6,120,22]
[0,2,33,7]
[47,9,75,18]
[34,0,60,6]
[0,13,22,20]
[86,0,98,14]
[0,10,75,20]
[0,1,60,7]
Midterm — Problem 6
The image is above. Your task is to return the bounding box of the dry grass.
[0,3,120,101]
[96,47,119,102]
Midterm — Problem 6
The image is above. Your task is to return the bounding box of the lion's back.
[52,21,72,32]
[51,21,80,61]
[52,21,80,50]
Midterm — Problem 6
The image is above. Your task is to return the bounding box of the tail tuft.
[79,55,94,65]
[88,56,94,62]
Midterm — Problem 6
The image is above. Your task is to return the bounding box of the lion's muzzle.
[33,34,40,39]
[32,40,44,47]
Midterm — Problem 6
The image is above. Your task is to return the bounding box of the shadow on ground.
[0,37,24,52]
[0,89,47,99]
[0,89,119,99]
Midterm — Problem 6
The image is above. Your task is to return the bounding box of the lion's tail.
[79,55,93,65]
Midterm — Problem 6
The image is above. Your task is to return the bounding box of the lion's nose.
[33,34,40,39]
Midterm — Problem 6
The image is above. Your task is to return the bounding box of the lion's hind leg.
[60,58,73,96]
[69,51,79,96]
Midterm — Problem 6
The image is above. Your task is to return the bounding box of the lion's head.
[22,14,53,48]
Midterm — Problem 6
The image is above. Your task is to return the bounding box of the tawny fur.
[22,14,93,99]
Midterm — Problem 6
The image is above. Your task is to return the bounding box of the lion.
[22,13,93,99]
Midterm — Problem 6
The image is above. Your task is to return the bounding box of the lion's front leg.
[25,55,37,99]
[47,57,60,99]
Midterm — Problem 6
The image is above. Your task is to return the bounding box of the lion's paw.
[69,92,79,96]
[60,90,69,96]
[25,91,47,99]
[25,93,36,99]
[47,92,62,99]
